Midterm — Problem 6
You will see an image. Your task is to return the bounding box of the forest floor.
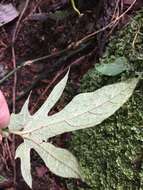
[0,0,142,189]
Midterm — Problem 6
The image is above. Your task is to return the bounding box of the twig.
[1,142,10,171]
[26,0,43,18]
[112,0,120,20]
[11,47,16,113]
[11,45,17,188]
[132,26,140,48]
[12,0,30,43]
[5,138,13,168]
[70,0,81,16]
[0,49,67,85]
[11,0,30,187]
[74,0,137,47]
[0,62,28,84]
[121,0,124,14]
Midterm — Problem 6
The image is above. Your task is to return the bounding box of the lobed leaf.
[9,71,138,188]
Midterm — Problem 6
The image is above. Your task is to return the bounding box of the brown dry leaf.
[0,3,19,27]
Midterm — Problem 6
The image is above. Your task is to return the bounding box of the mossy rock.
[68,10,143,190]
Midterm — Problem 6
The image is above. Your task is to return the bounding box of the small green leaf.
[0,175,6,183]
[96,57,128,76]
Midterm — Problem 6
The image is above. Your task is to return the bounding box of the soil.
[0,0,142,189]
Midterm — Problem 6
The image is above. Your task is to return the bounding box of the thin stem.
[0,63,25,84]
[70,0,81,16]
[0,49,67,85]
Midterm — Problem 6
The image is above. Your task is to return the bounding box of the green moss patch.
[69,10,143,190]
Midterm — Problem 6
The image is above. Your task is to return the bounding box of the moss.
[68,10,143,190]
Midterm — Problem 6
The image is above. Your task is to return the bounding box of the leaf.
[0,4,19,27]
[96,57,128,76]
[9,71,138,188]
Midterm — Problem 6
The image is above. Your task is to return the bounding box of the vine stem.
[0,61,31,84]
[11,0,30,187]
[75,0,137,46]
[0,48,67,85]
[70,0,81,16]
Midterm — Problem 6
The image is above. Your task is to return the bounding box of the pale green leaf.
[9,72,138,189]
[96,57,128,76]
[15,140,32,188]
